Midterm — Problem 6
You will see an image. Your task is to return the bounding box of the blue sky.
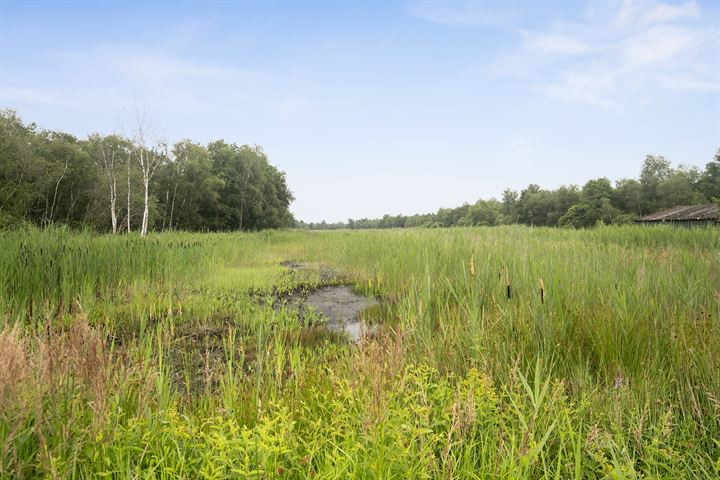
[1,1,718,222]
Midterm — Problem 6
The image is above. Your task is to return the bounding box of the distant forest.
[0,110,294,233]
[300,151,720,230]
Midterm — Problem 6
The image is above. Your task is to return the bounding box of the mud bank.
[280,261,379,341]
[301,285,378,341]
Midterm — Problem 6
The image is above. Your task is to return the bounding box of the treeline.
[300,152,720,230]
[0,110,294,233]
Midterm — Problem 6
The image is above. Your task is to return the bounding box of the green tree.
[699,149,720,201]
[86,133,132,233]
[612,179,642,216]
[639,154,671,214]
[461,199,501,226]
[501,189,518,224]
[0,110,38,222]
[207,141,293,231]
[657,166,705,208]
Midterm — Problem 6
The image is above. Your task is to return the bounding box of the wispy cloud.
[612,0,700,27]
[619,24,705,67]
[2,86,126,109]
[523,32,590,55]
[57,47,247,83]
[1,41,327,134]
[513,0,716,107]
[407,0,511,28]
[417,0,717,107]
[3,46,266,116]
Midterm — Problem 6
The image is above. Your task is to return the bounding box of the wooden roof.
[637,204,719,222]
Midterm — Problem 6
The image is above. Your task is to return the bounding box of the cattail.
[539,278,545,303]
[505,270,511,299]
[469,255,475,277]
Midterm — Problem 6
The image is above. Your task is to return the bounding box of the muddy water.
[302,286,378,342]
[279,261,379,341]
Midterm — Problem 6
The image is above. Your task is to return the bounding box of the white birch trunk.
[169,181,178,231]
[127,159,131,234]
[128,108,164,237]
[141,174,150,236]
[110,178,117,234]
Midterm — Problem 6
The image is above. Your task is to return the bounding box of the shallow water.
[302,285,378,342]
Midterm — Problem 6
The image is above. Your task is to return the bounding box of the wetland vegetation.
[1,226,719,478]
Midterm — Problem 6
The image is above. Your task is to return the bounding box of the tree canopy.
[0,110,294,232]
[300,152,720,230]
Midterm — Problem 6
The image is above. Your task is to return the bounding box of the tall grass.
[0,225,718,478]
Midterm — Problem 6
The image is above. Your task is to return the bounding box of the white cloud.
[2,43,325,136]
[499,0,716,107]
[620,25,704,67]
[407,1,509,28]
[614,0,700,28]
[2,46,270,116]
[540,71,623,108]
[653,73,716,91]
[57,47,245,84]
[1,86,124,108]
[524,32,590,55]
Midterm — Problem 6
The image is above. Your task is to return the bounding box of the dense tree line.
[0,110,294,232]
[300,151,720,230]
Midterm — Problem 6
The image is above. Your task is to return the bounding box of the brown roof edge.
[637,204,719,222]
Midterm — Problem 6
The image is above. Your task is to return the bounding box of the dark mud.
[292,285,378,342]
[279,260,337,283]
[279,261,379,342]
[166,260,379,394]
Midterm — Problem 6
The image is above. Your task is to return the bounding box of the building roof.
[637,204,719,222]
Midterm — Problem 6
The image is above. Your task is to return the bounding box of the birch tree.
[129,111,165,236]
[0,109,298,231]
[163,142,186,231]
[89,133,129,233]
[126,151,132,234]
[45,156,68,227]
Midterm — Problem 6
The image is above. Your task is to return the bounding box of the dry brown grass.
[0,323,30,411]
[0,317,111,416]
[354,326,405,432]
[37,318,109,406]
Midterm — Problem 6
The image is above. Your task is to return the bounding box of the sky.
[1,0,719,222]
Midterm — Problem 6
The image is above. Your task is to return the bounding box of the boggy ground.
[278,260,380,341]
[167,259,380,395]
[1,227,719,478]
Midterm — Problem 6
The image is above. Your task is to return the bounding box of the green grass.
[0,226,718,478]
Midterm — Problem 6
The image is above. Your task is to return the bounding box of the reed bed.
[0,225,718,478]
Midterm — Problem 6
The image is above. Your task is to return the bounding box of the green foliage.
[0,110,294,233]
[699,151,720,200]
[460,199,501,226]
[0,227,718,478]
[302,150,720,230]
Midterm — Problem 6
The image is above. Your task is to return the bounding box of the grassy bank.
[1,226,718,478]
